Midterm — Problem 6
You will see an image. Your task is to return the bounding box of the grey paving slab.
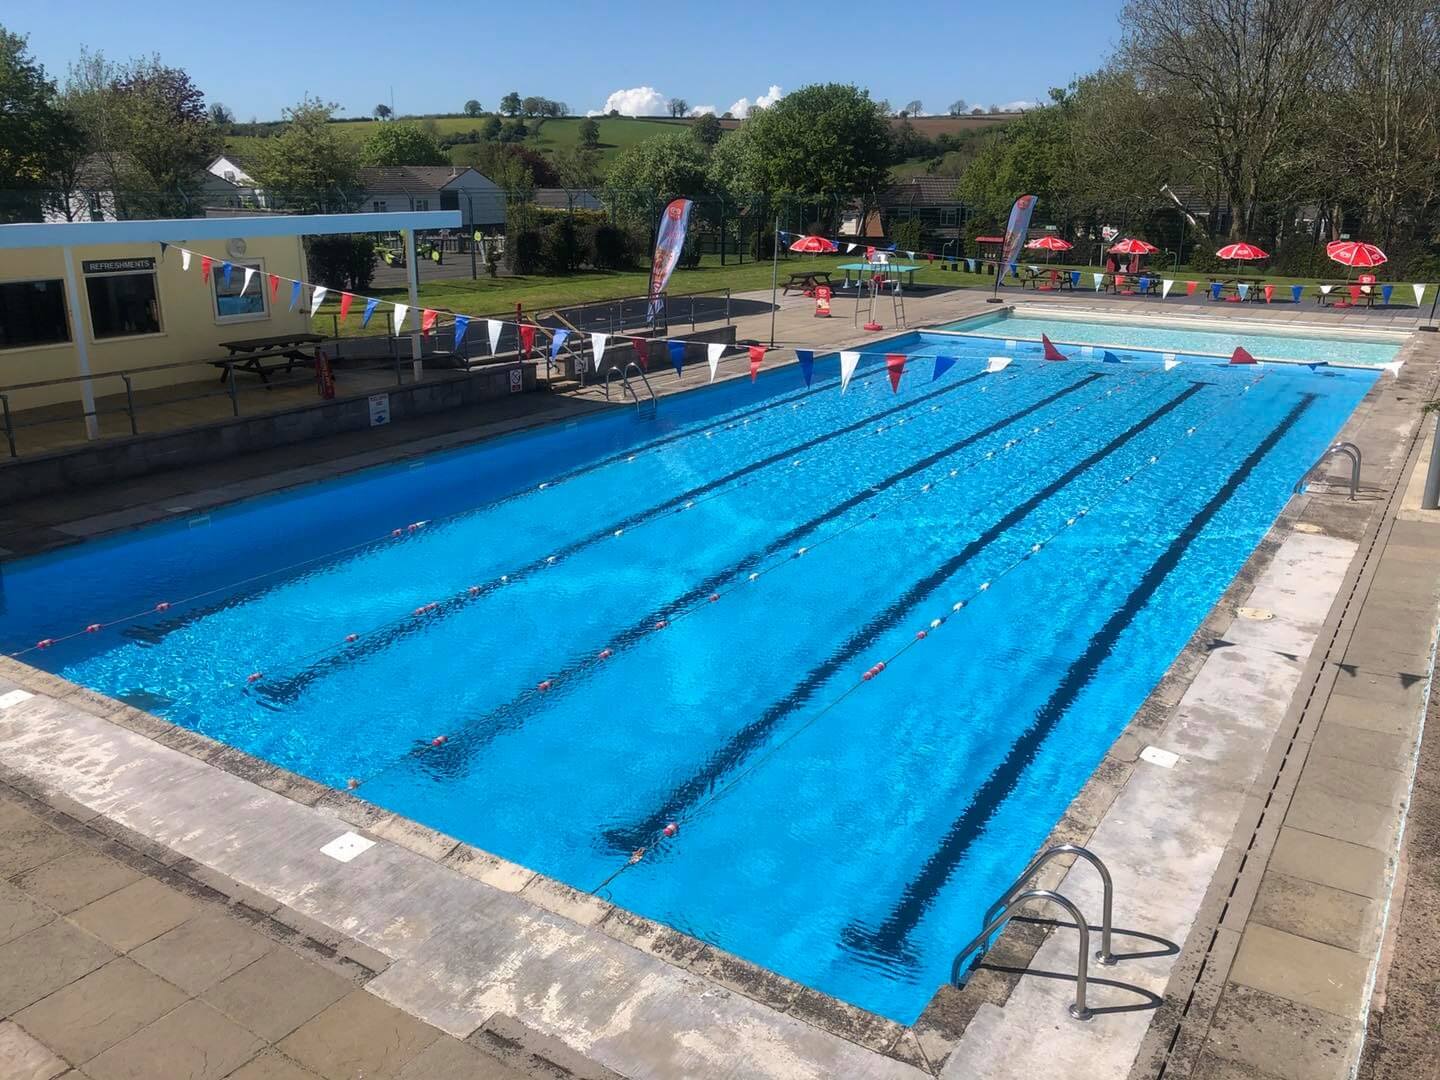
[1297,753,1411,810]
[1267,827,1391,900]
[0,920,116,1016]
[129,909,275,995]
[1309,722,1416,773]
[1319,693,1419,737]
[82,999,264,1080]
[13,958,188,1065]
[1328,666,1429,709]
[0,880,56,945]
[68,878,198,953]
[276,990,439,1080]
[0,1020,68,1080]
[394,1036,530,1080]
[11,851,142,914]
[0,815,77,877]
[1250,870,1380,953]
[222,1050,324,1080]
[1284,784,1406,850]
[1201,983,1356,1080]
[1229,924,1370,1018]
[201,946,352,1043]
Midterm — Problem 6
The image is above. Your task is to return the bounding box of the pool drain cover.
[1237,607,1275,621]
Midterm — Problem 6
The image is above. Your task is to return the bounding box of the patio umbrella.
[1215,241,1269,276]
[1326,240,1387,270]
[1108,238,1158,255]
[1025,235,1073,263]
[789,235,838,255]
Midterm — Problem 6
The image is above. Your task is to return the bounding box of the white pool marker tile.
[0,689,34,710]
[1294,522,1323,534]
[1237,606,1275,621]
[320,831,376,863]
[1140,745,1180,769]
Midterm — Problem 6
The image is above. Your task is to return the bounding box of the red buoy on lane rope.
[154,602,171,612]
[345,633,359,643]
[654,619,669,630]
[467,585,480,596]
[391,529,404,539]
[36,639,55,650]
[915,630,928,640]
[537,679,553,692]
[246,672,263,684]
[346,778,361,790]
[709,594,720,603]
[431,735,447,747]
[874,661,886,674]
[407,521,424,532]
[85,624,103,634]
[598,648,613,661]
[663,822,679,838]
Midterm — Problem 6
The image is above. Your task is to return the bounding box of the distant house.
[40,158,257,223]
[878,177,967,247]
[356,166,505,228]
[207,154,256,187]
[533,188,604,212]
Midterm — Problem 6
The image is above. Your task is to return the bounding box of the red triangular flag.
[885,352,907,392]
[927,252,935,263]
[268,274,280,301]
[1115,273,1126,290]
[629,336,649,370]
[339,293,354,321]
[421,308,438,334]
[1185,280,1199,296]
[200,256,212,283]
[748,345,765,381]
[1229,346,1257,365]
[518,323,535,354]
[1264,284,1274,304]
[1041,334,1069,361]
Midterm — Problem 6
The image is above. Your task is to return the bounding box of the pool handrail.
[1294,441,1361,500]
[983,843,1116,966]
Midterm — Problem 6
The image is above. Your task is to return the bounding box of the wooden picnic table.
[1017,265,1075,291]
[212,332,325,383]
[782,270,832,296]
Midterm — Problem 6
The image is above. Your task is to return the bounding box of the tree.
[948,99,968,116]
[463,98,483,117]
[553,145,601,190]
[374,103,392,120]
[604,130,711,221]
[499,91,522,116]
[578,117,600,148]
[706,126,764,201]
[902,99,924,117]
[250,96,361,211]
[459,142,559,187]
[105,56,221,215]
[744,83,893,201]
[480,114,502,141]
[668,97,688,117]
[500,117,527,142]
[520,95,543,117]
[208,102,234,128]
[360,121,448,166]
[0,27,87,221]
[691,112,722,147]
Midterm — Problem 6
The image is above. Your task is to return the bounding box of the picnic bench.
[211,333,325,383]
[782,270,833,296]
[1316,280,1379,307]
[1017,266,1075,292]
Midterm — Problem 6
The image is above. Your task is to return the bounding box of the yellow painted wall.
[0,234,310,412]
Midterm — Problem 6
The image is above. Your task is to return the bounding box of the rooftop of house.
[356,166,492,194]
[880,176,963,205]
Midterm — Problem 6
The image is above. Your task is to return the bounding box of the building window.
[87,193,105,221]
[83,260,161,339]
[414,198,429,212]
[0,279,70,349]
[940,209,958,226]
[373,200,387,213]
[213,260,268,322]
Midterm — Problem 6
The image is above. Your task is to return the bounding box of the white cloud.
[589,86,669,117]
[994,99,1040,112]
[689,104,717,116]
[727,84,784,118]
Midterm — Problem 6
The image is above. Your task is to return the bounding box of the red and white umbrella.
[1214,242,1269,261]
[1326,240,1387,269]
[788,235,837,254]
[1025,236,1073,251]
[1109,238,1158,255]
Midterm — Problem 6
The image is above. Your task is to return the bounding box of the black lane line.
[391,373,1113,782]
[256,370,996,704]
[840,392,1317,962]
[120,361,903,648]
[600,380,1208,854]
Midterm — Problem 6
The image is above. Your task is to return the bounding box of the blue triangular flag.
[931,355,956,382]
[1382,284,1393,305]
[288,280,302,311]
[550,327,570,359]
[453,314,470,349]
[668,339,686,376]
[1291,284,1303,303]
[796,349,814,387]
[1305,362,1329,371]
[1070,271,1080,287]
[1103,351,1123,364]
[221,261,233,286]
[886,243,897,252]
[1210,282,1222,300]
[1138,275,1150,292]
[362,297,379,327]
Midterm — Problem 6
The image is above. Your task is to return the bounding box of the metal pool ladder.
[1294,441,1361,500]
[950,844,1119,1022]
[604,362,657,419]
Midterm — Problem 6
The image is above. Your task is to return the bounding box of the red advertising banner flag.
[647,199,693,322]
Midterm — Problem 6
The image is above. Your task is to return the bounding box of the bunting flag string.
[288,280,301,312]
[421,308,439,335]
[668,339,685,377]
[1161,278,1174,299]
[1092,272,1103,291]
[268,273,280,302]
[985,356,1012,373]
[885,353,907,393]
[1104,351,1123,364]
[839,351,861,393]
[240,266,256,296]
[393,303,408,331]
[311,285,328,312]
[1415,284,1427,306]
[200,255,212,283]
[339,293,354,322]
[795,349,814,388]
[362,298,379,328]
[221,261,233,287]
[1041,334,1068,362]
[487,319,503,355]
[748,345,766,382]
[707,342,725,383]
[549,327,570,363]
[591,332,608,371]
[931,355,956,382]
[518,324,535,355]
[630,336,649,370]
[453,315,470,350]
[1186,281,1199,297]
[180,249,191,272]
[1291,285,1303,303]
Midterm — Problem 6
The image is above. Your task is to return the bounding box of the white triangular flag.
[1320,284,1333,295]
[907,250,915,260]
[1092,273,1103,291]
[393,303,408,332]
[1414,284,1427,306]
[707,342,725,382]
[487,319,502,354]
[986,356,1012,373]
[1380,360,1403,378]
[591,332,608,371]
[311,285,328,311]
[846,243,857,253]
[181,249,192,271]
[1161,278,1174,299]
[1237,283,1250,300]
[241,266,256,295]
[839,350,861,393]
[1164,357,1181,371]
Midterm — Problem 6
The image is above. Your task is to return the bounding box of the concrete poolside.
[0,284,1436,1078]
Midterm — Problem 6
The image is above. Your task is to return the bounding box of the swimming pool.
[945,308,1405,365]
[0,332,1376,1023]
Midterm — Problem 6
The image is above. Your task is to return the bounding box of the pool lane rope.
[585,370,1269,894]
[324,364,1170,796]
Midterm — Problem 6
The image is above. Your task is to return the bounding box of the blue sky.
[14,0,1126,120]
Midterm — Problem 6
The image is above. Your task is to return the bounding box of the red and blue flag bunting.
[1041,334,1068,361]
[221,261,233,287]
[885,352,907,393]
[1210,282,1223,300]
[748,345,765,381]
[288,280,302,311]
[454,315,470,349]
[630,337,649,370]
[931,355,956,382]
[1103,350,1122,364]
[796,349,815,387]
[362,298,379,327]
[668,339,686,376]
[549,327,569,360]
[1291,285,1303,303]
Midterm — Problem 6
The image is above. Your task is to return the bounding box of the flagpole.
[769,212,780,348]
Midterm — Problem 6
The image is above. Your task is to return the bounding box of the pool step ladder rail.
[950,844,1120,1022]
[1293,440,1361,500]
[602,361,657,419]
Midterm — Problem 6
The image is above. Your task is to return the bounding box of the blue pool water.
[0,331,1376,1022]
[946,309,1404,366]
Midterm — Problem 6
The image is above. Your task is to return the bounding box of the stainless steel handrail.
[951,889,1095,1021]
[985,844,1116,965]
[621,362,655,411]
[602,367,625,400]
[1294,440,1361,500]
